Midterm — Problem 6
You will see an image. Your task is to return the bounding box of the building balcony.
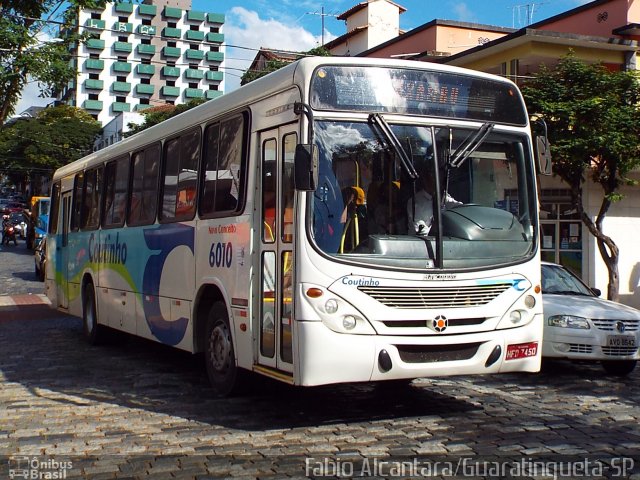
[134,103,153,112]
[161,86,180,97]
[113,41,132,53]
[206,32,224,44]
[114,2,133,14]
[112,102,131,112]
[207,13,225,24]
[161,66,180,78]
[135,84,155,95]
[205,70,223,81]
[84,58,104,70]
[112,81,131,93]
[136,44,156,56]
[163,6,182,19]
[206,90,223,100]
[85,38,105,50]
[186,10,205,22]
[162,46,181,58]
[206,51,224,62]
[84,79,104,90]
[162,27,181,38]
[112,61,131,73]
[138,4,156,16]
[82,99,103,110]
[137,24,157,36]
[184,88,204,99]
[185,30,205,41]
[84,19,105,30]
[135,64,155,75]
[185,68,204,80]
[113,21,132,33]
[185,49,204,61]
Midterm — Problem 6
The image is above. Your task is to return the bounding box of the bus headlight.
[343,315,357,330]
[509,310,523,324]
[548,315,590,329]
[325,299,339,314]
[301,283,376,335]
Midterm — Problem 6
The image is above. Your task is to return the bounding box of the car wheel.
[82,282,103,345]
[601,360,637,376]
[204,302,245,396]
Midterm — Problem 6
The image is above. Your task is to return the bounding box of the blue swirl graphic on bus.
[142,224,194,345]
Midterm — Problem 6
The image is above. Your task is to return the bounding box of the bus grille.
[396,343,482,363]
[358,283,512,309]
[592,319,640,332]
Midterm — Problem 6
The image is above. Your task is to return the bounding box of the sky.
[15,0,590,114]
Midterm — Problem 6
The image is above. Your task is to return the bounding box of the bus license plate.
[606,335,636,347]
[506,342,538,360]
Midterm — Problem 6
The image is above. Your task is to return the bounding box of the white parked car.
[541,262,639,376]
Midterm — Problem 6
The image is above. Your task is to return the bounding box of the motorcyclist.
[2,214,13,245]
[2,214,9,244]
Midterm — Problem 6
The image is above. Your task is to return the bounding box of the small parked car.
[34,236,46,281]
[541,262,639,375]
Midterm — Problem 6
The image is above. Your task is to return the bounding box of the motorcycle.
[2,221,18,246]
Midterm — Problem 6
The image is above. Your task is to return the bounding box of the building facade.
[57,0,226,126]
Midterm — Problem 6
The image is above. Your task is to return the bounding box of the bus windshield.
[311,120,536,269]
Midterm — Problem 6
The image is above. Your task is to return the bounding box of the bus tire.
[205,302,243,396]
[82,282,103,345]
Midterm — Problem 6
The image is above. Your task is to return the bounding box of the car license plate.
[606,335,636,347]
[506,342,538,360]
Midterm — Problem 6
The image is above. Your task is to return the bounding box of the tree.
[241,46,331,85]
[124,98,207,137]
[0,104,101,188]
[522,54,640,301]
[0,0,108,124]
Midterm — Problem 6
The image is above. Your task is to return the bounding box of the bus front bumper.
[296,314,542,386]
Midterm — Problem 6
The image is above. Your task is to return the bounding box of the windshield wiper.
[369,113,418,180]
[544,290,590,296]
[450,122,494,168]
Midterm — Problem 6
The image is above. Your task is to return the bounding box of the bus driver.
[407,169,461,235]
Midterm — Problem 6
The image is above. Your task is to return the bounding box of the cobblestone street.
[1,247,640,479]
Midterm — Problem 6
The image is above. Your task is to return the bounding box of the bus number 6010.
[209,242,233,268]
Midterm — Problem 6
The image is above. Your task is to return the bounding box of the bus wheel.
[205,302,242,396]
[601,360,636,376]
[82,282,103,345]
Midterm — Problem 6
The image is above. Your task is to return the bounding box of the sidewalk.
[0,294,53,321]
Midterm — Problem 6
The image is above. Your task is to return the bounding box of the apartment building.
[57,0,226,126]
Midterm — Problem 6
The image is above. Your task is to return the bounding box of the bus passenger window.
[128,144,160,226]
[161,128,200,223]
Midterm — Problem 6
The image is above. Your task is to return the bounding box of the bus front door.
[56,191,72,309]
[257,125,298,374]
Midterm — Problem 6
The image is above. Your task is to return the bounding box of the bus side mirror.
[535,135,552,176]
[294,144,318,191]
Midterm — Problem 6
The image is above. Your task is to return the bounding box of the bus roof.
[52,57,520,182]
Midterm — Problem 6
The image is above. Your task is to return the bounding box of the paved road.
[1,247,639,479]
[0,237,44,296]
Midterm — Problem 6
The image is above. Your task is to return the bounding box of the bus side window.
[201,114,246,218]
[128,144,160,226]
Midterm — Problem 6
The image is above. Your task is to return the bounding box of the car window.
[541,264,593,296]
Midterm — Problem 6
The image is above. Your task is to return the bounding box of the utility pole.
[306,6,338,46]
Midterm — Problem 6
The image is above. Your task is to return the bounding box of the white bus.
[46,57,550,395]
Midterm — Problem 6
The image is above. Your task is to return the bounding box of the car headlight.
[548,315,590,329]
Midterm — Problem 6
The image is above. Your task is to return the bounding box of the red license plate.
[506,342,538,360]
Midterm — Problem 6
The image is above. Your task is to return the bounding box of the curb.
[0,294,50,308]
